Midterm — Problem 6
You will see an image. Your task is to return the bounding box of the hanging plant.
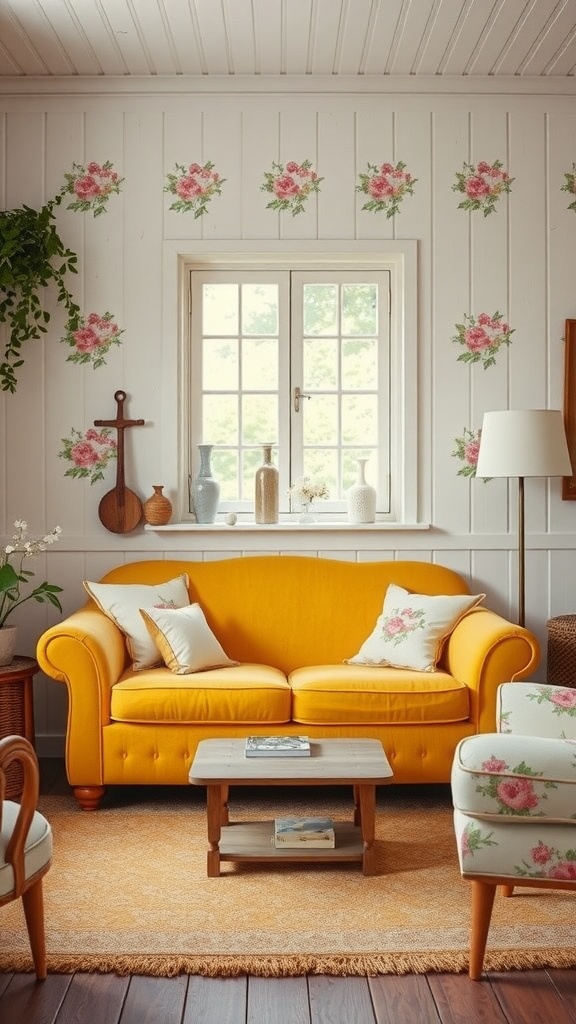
[0,195,80,393]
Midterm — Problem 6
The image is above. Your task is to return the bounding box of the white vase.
[347,458,376,523]
[0,626,17,666]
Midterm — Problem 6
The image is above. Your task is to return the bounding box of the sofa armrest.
[36,606,127,784]
[442,608,540,733]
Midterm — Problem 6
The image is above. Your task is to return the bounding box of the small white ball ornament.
[225,512,237,526]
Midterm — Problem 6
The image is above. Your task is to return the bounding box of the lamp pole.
[517,476,525,629]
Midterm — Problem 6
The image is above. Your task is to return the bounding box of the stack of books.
[245,735,311,757]
[273,816,335,849]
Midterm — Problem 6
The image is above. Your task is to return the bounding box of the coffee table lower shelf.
[218,819,365,865]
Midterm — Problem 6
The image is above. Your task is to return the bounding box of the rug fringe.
[1,949,576,978]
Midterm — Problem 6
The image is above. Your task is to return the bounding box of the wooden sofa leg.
[500,884,514,898]
[22,880,47,980]
[469,880,497,980]
[73,785,106,811]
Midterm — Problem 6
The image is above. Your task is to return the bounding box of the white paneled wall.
[1,84,576,752]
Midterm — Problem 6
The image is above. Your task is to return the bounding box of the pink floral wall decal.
[452,311,514,369]
[58,427,117,484]
[452,160,513,216]
[164,161,225,216]
[61,161,124,217]
[356,161,417,217]
[452,427,483,479]
[261,160,323,216]
[61,311,124,369]
[561,164,576,212]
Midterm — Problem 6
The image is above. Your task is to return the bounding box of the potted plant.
[0,520,63,665]
[0,196,80,393]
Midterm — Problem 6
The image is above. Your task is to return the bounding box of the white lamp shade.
[475,410,573,479]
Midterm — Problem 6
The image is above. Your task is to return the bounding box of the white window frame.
[170,240,418,526]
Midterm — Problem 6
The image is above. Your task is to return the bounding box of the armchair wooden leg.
[469,879,497,981]
[500,884,514,898]
[22,880,47,980]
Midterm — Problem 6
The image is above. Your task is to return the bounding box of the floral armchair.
[452,681,576,979]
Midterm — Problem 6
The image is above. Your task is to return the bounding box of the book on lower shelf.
[273,816,335,849]
[245,735,311,757]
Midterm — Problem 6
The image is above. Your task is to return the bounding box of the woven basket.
[0,678,25,797]
[547,615,576,689]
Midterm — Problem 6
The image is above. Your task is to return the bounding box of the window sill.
[144,520,430,532]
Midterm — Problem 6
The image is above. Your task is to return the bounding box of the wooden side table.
[0,655,39,798]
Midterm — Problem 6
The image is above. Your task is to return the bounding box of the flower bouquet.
[0,520,63,628]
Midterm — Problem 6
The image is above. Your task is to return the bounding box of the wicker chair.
[0,735,53,979]
[452,682,576,979]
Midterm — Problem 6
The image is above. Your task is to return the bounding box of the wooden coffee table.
[189,737,393,877]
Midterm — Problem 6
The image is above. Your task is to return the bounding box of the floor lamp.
[475,409,572,628]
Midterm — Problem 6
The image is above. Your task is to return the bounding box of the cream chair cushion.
[0,801,53,898]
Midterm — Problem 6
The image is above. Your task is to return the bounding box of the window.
[179,244,417,525]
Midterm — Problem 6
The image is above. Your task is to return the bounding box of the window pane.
[304,449,338,494]
[342,450,377,491]
[203,339,238,390]
[203,395,238,445]
[242,394,278,445]
[203,283,238,335]
[303,395,338,444]
[211,449,238,500]
[303,284,338,336]
[342,395,378,444]
[242,284,278,334]
[303,338,338,389]
[241,448,263,500]
[341,338,377,389]
[242,338,278,389]
[342,284,377,335]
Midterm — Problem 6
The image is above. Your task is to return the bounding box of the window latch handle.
[294,387,311,413]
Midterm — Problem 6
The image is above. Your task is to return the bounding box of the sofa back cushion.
[96,557,471,675]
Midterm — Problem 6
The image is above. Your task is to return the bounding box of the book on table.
[273,817,335,849]
[245,735,311,757]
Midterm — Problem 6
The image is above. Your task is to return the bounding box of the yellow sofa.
[36,556,540,809]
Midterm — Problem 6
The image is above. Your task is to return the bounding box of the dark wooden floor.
[1,761,576,1024]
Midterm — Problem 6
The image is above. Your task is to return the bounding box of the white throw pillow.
[83,575,190,671]
[347,583,485,672]
[139,603,238,674]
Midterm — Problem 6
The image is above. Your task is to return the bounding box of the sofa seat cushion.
[289,665,469,725]
[111,664,291,724]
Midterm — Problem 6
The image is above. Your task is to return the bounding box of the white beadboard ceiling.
[1,0,576,80]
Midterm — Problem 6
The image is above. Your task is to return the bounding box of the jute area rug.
[1,782,575,978]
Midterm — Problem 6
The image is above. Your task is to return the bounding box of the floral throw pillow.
[83,575,190,671]
[347,584,485,672]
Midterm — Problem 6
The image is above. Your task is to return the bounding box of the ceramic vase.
[346,458,376,523]
[143,485,173,526]
[0,626,17,667]
[255,444,279,524]
[191,444,220,523]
